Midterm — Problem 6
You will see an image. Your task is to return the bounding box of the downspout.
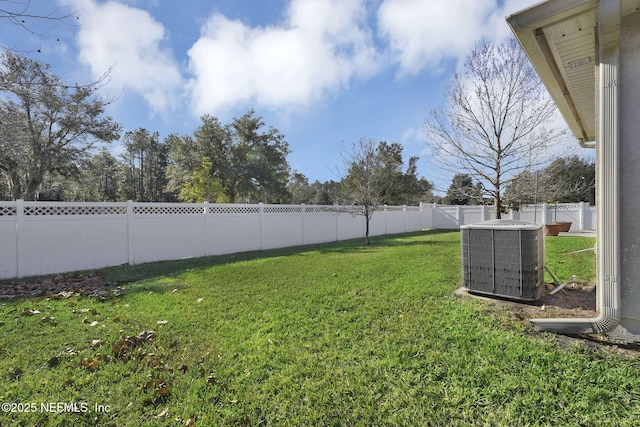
[531,0,621,334]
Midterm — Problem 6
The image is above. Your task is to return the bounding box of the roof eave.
[507,0,598,142]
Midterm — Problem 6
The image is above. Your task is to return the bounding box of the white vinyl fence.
[0,200,595,280]
[421,202,596,232]
[0,201,424,280]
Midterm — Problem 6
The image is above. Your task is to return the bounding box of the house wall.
[619,10,640,333]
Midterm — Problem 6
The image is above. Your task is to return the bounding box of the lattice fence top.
[133,205,204,215]
[24,205,127,216]
[207,206,261,214]
[519,203,590,212]
[0,205,17,216]
[305,206,338,214]
[1,201,424,217]
[383,206,420,212]
[263,206,303,214]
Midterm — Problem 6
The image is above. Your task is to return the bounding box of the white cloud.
[377,0,524,75]
[187,0,379,116]
[68,0,183,114]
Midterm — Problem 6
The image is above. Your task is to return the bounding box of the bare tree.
[1,0,77,53]
[336,138,386,245]
[425,38,566,218]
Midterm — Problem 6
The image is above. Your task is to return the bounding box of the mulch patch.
[0,271,122,300]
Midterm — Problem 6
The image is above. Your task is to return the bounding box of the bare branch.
[0,0,79,54]
[425,38,567,217]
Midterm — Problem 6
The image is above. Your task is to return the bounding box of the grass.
[2,230,639,426]
[543,234,597,285]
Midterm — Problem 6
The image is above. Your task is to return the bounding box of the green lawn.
[2,230,639,426]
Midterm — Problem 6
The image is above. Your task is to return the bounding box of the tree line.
[443,156,595,208]
[0,52,434,205]
[1,42,595,209]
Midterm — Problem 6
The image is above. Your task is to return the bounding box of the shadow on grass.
[104,230,456,285]
[0,230,458,300]
[317,229,457,255]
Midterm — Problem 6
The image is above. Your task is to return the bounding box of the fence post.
[579,202,585,231]
[301,203,306,245]
[457,205,464,228]
[384,205,388,235]
[259,202,264,250]
[510,207,519,221]
[15,199,25,278]
[127,200,134,265]
[403,205,407,232]
[203,202,210,256]
[542,203,548,225]
[432,203,437,229]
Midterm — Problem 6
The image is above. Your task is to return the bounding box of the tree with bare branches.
[1,0,77,53]
[337,138,384,245]
[336,138,432,244]
[425,38,566,218]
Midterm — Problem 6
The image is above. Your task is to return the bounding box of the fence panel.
[19,202,129,277]
[129,203,206,264]
[303,206,339,245]
[384,207,409,235]
[0,203,18,279]
[434,206,460,229]
[261,205,305,250]
[337,209,365,241]
[205,204,262,256]
[517,203,596,230]
[0,200,595,280]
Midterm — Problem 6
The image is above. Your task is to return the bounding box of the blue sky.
[1,0,584,195]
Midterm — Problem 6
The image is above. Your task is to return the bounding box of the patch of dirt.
[0,271,123,300]
[512,282,598,320]
[462,283,640,359]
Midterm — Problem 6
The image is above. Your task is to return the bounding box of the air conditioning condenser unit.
[461,219,544,301]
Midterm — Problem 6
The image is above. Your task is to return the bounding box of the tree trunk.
[24,176,41,201]
[494,193,502,219]
[364,214,371,245]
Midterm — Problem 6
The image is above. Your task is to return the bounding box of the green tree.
[445,173,481,205]
[363,141,433,206]
[400,156,435,205]
[539,156,595,203]
[287,171,314,204]
[228,110,290,202]
[120,129,169,202]
[504,156,595,207]
[0,52,120,200]
[168,110,290,203]
[503,169,538,207]
[165,133,201,201]
[310,180,342,205]
[179,157,227,203]
[83,149,122,201]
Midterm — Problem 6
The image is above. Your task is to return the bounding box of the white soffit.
[508,0,639,143]
[507,0,598,142]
